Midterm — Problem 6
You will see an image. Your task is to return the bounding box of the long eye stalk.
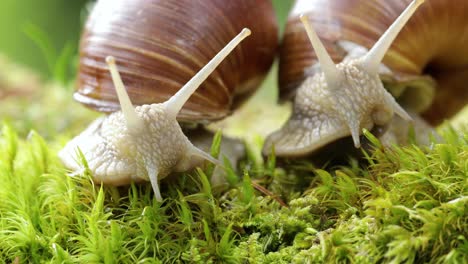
[164,28,251,118]
[300,14,341,90]
[362,0,425,72]
[106,56,144,131]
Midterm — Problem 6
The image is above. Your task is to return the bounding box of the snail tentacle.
[164,28,252,119]
[188,146,222,167]
[145,162,162,201]
[348,115,362,148]
[362,0,425,73]
[389,94,413,121]
[300,14,341,90]
[105,56,144,131]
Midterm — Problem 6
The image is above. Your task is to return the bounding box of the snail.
[264,0,468,157]
[59,0,278,201]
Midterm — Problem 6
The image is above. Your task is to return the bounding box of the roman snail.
[59,0,278,201]
[264,0,468,157]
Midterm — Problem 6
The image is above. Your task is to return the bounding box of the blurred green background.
[0,0,293,78]
[0,0,88,76]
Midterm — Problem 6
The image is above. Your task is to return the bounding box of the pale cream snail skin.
[263,0,446,157]
[59,29,251,201]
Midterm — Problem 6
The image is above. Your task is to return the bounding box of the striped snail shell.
[264,0,455,157]
[60,0,278,201]
[75,0,278,122]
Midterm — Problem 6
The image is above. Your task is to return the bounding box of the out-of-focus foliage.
[0,55,97,139]
[0,0,88,77]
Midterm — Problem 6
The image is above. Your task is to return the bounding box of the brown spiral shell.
[75,0,278,122]
[279,0,468,125]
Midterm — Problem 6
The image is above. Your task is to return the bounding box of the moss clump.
[0,122,466,263]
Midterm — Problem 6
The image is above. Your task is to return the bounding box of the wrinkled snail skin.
[60,29,252,202]
[278,0,468,126]
[76,0,278,123]
[264,0,435,157]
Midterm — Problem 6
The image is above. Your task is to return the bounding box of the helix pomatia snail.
[59,0,278,201]
[264,0,468,157]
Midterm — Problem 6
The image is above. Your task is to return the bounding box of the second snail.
[264,0,468,157]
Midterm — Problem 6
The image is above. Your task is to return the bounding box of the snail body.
[265,0,467,157]
[60,0,278,201]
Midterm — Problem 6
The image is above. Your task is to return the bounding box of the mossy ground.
[0,120,466,263]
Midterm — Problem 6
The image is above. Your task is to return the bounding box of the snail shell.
[279,0,468,126]
[75,0,278,122]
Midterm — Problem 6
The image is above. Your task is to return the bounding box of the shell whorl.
[280,0,468,125]
[76,0,278,122]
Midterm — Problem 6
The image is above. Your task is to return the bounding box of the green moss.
[0,122,467,263]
